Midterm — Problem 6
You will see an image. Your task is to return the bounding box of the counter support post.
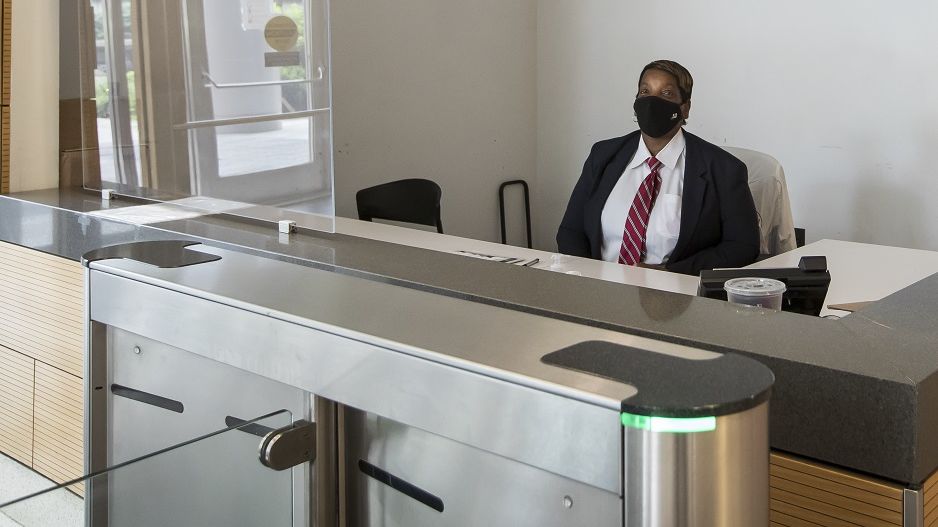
[903,487,923,527]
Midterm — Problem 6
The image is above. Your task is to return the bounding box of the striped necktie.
[619,157,663,265]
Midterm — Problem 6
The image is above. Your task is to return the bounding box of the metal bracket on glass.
[278,220,297,234]
[259,420,316,471]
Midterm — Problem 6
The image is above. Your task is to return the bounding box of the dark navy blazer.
[557,130,760,276]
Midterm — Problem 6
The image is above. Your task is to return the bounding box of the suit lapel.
[585,134,640,257]
[672,135,708,260]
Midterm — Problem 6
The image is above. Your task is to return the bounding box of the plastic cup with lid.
[724,277,787,311]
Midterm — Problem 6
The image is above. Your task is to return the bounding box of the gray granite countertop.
[2,188,936,485]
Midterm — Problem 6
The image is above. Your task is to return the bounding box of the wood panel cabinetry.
[925,468,938,527]
[1,0,10,194]
[0,241,84,494]
[0,243,84,376]
[33,361,84,494]
[0,346,32,466]
[770,452,905,526]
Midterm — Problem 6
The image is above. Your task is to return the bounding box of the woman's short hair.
[639,60,693,102]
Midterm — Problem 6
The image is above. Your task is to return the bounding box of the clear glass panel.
[90,0,116,184]
[216,117,311,178]
[191,111,331,207]
[0,410,294,527]
[79,0,335,232]
[89,0,144,186]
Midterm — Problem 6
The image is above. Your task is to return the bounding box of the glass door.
[92,0,145,186]
[0,411,299,527]
[179,0,334,213]
[80,0,335,230]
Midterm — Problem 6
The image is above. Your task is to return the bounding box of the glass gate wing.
[0,410,302,527]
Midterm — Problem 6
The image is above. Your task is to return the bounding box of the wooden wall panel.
[1,105,8,194]
[0,242,85,494]
[770,452,904,527]
[0,241,84,377]
[1,0,10,194]
[1,0,10,106]
[923,466,938,527]
[0,346,33,466]
[33,361,84,495]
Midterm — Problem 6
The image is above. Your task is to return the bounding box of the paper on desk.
[88,197,248,225]
[826,301,874,313]
[454,250,539,267]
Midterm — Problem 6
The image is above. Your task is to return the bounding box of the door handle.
[201,66,324,89]
[174,108,329,130]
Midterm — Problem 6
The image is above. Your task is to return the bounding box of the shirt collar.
[628,128,686,170]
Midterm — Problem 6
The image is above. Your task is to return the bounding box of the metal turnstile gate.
[76,241,774,526]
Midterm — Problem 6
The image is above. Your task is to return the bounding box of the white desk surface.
[747,239,938,316]
[88,200,938,309]
[86,199,699,295]
[338,220,938,317]
[335,217,701,296]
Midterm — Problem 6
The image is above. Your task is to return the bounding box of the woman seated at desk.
[557,60,760,276]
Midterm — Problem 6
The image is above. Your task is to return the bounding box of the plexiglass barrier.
[77,0,335,232]
[0,410,295,527]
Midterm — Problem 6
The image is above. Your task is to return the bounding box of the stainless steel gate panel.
[107,327,309,461]
[88,268,629,493]
[107,410,297,527]
[94,327,313,526]
[343,409,621,527]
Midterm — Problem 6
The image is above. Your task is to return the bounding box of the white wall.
[19,0,929,250]
[9,0,59,192]
[331,0,537,242]
[537,0,938,251]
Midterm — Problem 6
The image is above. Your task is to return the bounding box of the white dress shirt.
[601,129,686,265]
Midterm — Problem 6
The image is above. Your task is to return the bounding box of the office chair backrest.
[724,147,798,256]
[356,178,444,233]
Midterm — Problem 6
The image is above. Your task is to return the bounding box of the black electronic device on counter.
[698,256,831,316]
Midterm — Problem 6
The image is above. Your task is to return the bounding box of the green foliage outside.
[95,71,136,119]
[92,0,137,119]
[93,0,306,118]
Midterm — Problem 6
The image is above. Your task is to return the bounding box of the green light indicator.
[621,412,716,433]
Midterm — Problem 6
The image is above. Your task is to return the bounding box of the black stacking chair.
[795,228,806,248]
[355,179,443,234]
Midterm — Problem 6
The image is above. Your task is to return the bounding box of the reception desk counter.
[2,188,938,524]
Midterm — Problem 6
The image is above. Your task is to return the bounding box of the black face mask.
[633,96,683,138]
